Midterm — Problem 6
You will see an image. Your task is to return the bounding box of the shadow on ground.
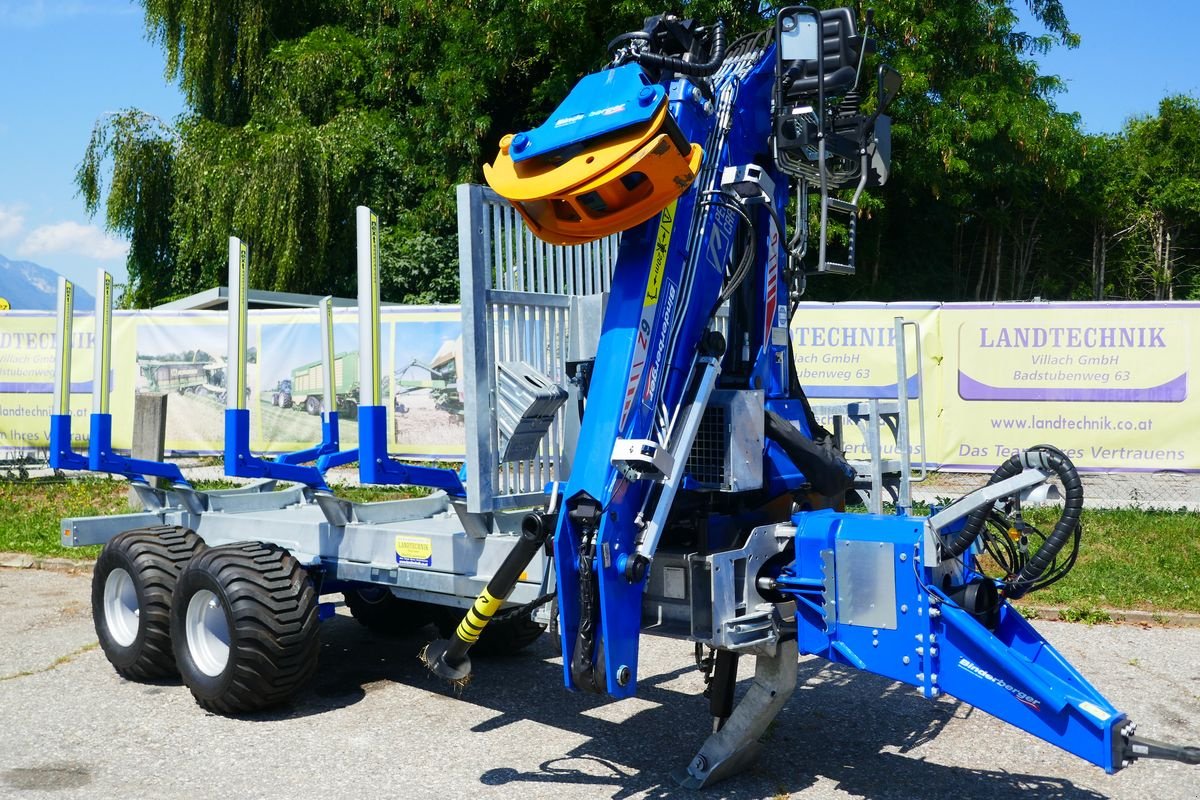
[242,614,1107,800]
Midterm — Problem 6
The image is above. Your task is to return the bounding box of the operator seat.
[782,8,862,99]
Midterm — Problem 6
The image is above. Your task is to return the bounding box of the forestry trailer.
[50,5,1197,788]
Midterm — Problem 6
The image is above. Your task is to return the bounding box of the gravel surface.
[1,569,1198,800]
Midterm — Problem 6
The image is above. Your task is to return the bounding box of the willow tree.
[78,1,687,305]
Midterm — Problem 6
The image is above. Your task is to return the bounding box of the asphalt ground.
[1,569,1198,800]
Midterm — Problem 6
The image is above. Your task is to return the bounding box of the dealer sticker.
[394,536,433,566]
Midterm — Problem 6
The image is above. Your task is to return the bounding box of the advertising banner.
[791,302,940,466]
[2,301,1197,473]
[0,306,464,459]
[941,302,1198,471]
[0,311,136,452]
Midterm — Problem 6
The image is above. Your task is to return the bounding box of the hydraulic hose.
[943,445,1084,599]
[764,409,856,497]
[636,21,727,77]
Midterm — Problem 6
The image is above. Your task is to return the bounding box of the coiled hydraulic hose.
[943,445,1084,599]
[635,21,727,77]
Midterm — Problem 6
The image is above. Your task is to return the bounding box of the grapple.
[484,63,702,245]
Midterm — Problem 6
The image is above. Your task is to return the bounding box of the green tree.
[79,1,659,306]
[1120,95,1200,300]
[80,0,1111,308]
[810,0,1084,302]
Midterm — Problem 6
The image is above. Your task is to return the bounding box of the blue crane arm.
[549,38,798,698]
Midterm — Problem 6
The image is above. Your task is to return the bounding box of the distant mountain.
[0,254,95,311]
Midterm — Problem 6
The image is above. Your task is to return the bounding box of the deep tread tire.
[171,542,319,714]
[344,587,434,636]
[92,526,204,680]
[433,604,545,657]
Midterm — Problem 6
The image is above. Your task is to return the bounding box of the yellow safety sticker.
[394,535,433,566]
[622,200,678,427]
[644,200,677,308]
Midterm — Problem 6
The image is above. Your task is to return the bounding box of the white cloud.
[0,205,23,239]
[18,221,128,261]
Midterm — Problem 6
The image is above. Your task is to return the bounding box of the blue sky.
[0,1,183,292]
[1019,0,1200,133]
[1,1,1197,297]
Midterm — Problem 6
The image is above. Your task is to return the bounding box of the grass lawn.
[1012,506,1200,615]
[1,478,1196,614]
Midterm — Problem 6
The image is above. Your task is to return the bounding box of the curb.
[1018,604,1200,628]
[0,552,96,574]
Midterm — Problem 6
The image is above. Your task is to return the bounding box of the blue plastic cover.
[510,64,664,162]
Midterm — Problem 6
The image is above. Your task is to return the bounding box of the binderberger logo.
[958,657,1042,712]
[978,326,1166,349]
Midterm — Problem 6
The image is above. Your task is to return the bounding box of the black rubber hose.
[764,409,856,497]
[1010,447,1083,597]
[607,30,651,57]
[636,21,727,77]
[942,445,1084,599]
[943,457,1023,559]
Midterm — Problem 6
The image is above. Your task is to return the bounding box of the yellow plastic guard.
[484,108,703,245]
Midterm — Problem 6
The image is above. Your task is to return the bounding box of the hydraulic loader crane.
[423,5,1200,787]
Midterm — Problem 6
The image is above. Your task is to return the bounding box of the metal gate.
[457,184,618,513]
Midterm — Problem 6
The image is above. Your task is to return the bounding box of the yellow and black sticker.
[58,282,74,406]
[456,588,504,643]
[98,272,112,413]
[644,200,676,307]
[369,212,382,405]
[621,199,678,427]
[394,535,433,566]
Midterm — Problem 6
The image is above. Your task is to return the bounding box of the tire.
[343,587,434,636]
[433,603,545,657]
[92,526,204,681]
[305,395,321,415]
[171,542,319,714]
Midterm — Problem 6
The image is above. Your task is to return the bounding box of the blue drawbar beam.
[780,509,1127,772]
[224,408,329,490]
[358,405,465,496]
[47,414,87,471]
[88,413,189,485]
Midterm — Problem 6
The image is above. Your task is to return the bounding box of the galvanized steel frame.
[458,184,619,513]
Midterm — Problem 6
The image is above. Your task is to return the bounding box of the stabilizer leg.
[676,603,798,789]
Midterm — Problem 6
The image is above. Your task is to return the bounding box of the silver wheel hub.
[103,567,140,647]
[185,589,231,677]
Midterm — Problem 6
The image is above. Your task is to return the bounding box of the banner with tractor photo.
[0,306,465,459]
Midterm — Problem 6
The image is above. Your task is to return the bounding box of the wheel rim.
[357,586,391,605]
[103,567,140,647]
[185,589,231,677]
